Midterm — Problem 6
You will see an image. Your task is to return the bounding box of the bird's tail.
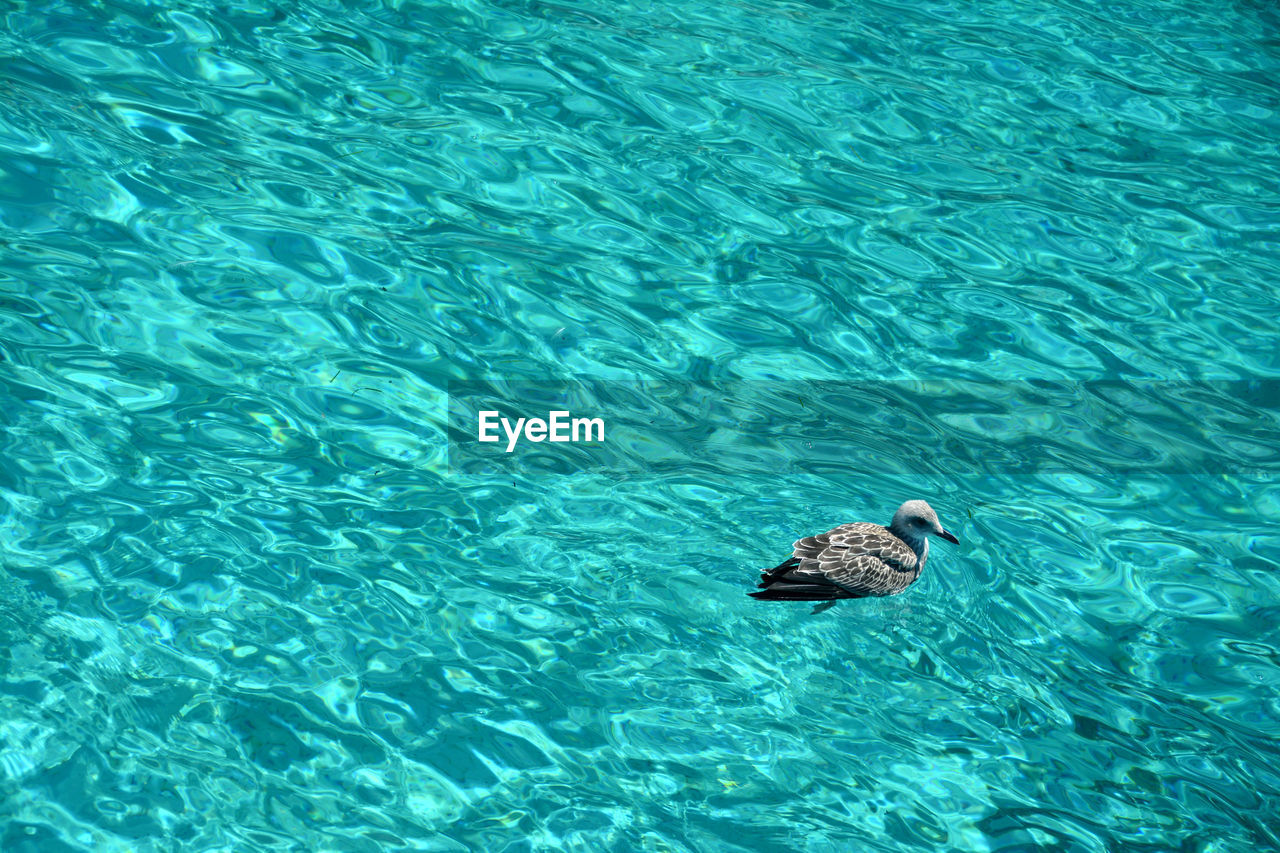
[757,556,801,588]
[749,582,843,601]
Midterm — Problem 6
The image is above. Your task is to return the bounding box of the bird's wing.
[818,552,917,597]
[789,523,920,596]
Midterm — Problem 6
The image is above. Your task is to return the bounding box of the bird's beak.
[938,529,959,544]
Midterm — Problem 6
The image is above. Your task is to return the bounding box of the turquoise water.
[2,0,1280,848]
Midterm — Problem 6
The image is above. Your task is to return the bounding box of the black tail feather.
[758,556,801,587]
[750,556,863,605]
[749,582,845,601]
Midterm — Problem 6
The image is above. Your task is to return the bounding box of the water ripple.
[3,0,1280,849]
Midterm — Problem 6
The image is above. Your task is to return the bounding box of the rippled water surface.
[3,0,1280,849]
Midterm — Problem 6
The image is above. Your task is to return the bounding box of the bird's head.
[890,500,959,545]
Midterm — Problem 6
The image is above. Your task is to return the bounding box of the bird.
[748,500,959,614]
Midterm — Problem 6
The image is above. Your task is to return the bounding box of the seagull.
[748,500,959,614]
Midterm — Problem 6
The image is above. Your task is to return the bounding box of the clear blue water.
[2,0,1280,848]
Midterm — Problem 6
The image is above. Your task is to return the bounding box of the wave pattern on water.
[2,0,1280,850]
